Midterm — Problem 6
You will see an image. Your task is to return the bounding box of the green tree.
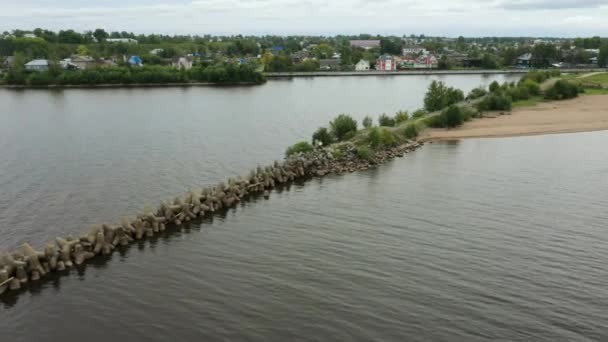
[378,113,396,127]
[599,43,608,68]
[312,127,333,146]
[312,43,333,59]
[76,45,89,56]
[329,114,358,141]
[93,28,109,42]
[362,116,373,128]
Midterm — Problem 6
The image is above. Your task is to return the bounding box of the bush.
[507,86,530,101]
[544,80,581,100]
[356,146,373,161]
[467,87,487,99]
[329,114,358,141]
[403,123,419,139]
[477,93,512,112]
[378,113,396,127]
[425,114,446,128]
[489,81,501,93]
[411,109,428,119]
[312,127,333,146]
[425,105,471,128]
[362,116,373,128]
[368,127,381,149]
[521,70,560,84]
[394,110,409,124]
[520,79,541,96]
[285,141,313,156]
[380,128,397,147]
[444,105,464,128]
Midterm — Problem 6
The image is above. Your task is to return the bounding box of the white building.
[23,33,36,39]
[25,59,49,71]
[355,59,370,71]
[106,38,138,44]
[150,48,164,55]
[172,56,193,70]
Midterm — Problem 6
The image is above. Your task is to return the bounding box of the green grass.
[582,87,608,95]
[512,96,544,108]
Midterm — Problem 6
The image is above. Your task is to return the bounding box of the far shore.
[0,81,262,89]
[420,94,608,141]
[265,68,607,78]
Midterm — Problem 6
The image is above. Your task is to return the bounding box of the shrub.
[444,105,464,128]
[356,146,373,161]
[507,86,530,101]
[403,123,419,139]
[520,79,541,96]
[329,114,358,141]
[467,87,487,99]
[477,93,512,112]
[285,141,313,156]
[368,127,381,149]
[362,116,373,128]
[489,81,501,93]
[378,113,396,127]
[312,127,333,146]
[332,149,345,160]
[394,110,409,124]
[425,114,446,128]
[380,128,397,147]
[411,109,428,119]
[544,80,581,100]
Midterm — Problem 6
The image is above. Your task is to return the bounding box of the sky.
[1,0,607,37]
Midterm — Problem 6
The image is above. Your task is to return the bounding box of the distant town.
[0,29,606,86]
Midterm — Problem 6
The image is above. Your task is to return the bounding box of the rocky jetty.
[0,141,423,297]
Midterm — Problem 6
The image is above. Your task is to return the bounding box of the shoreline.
[0,81,262,89]
[265,68,606,78]
[419,94,608,142]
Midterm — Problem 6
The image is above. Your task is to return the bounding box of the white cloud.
[0,0,607,36]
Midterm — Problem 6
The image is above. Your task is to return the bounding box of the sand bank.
[420,95,608,141]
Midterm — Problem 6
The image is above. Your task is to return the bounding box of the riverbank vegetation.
[286,70,606,161]
[1,63,265,86]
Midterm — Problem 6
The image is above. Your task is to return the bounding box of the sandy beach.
[420,94,608,141]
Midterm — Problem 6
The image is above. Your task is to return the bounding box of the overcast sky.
[1,0,607,37]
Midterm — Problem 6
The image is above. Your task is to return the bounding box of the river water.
[2,75,608,341]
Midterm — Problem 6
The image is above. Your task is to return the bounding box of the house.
[71,56,96,70]
[350,40,381,50]
[444,52,468,66]
[59,58,78,70]
[128,55,143,66]
[590,57,598,66]
[290,50,311,63]
[517,53,533,68]
[150,48,164,55]
[375,54,396,71]
[172,56,193,70]
[106,38,138,44]
[355,59,370,71]
[402,47,428,56]
[24,59,49,71]
[23,33,36,39]
[319,59,341,71]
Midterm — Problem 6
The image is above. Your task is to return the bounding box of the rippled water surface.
[2,75,608,341]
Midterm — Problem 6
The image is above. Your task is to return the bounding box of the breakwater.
[0,141,423,297]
